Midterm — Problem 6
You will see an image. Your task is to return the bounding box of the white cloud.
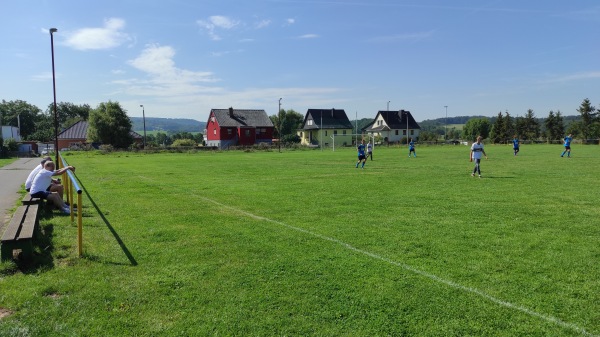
[256,19,271,29]
[369,31,434,43]
[298,34,319,39]
[286,18,295,25]
[197,15,240,41]
[121,44,218,98]
[541,71,600,84]
[64,18,131,50]
[31,72,54,81]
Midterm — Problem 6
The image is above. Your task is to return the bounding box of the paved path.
[0,158,40,228]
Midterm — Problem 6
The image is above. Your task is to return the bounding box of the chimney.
[331,108,334,118]
[229,107,234,118]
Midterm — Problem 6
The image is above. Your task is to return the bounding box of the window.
[307,119,314,126]
[245,129,250,136]
[395,130,399,135]
[403,130,407,135]
[343,130,347,135]
[228,129,232,135]
[334,130,338,135]
[325,131,328,136]
[410,130,414,135]
[213,129,216,135]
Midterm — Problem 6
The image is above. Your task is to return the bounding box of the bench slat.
[17,204,39,240]
[1,206,27,242]
[22,193,41,205]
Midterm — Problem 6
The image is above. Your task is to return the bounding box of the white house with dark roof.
[205,108,274,149]
[363,110,421,143]
[297,109,354,147]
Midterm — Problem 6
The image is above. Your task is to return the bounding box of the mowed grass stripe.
[0,145,596,336]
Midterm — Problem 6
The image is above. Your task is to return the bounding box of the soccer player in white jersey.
[470,136,488,178]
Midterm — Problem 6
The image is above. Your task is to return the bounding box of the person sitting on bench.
[30,161,75,214]
[25,156,65,199]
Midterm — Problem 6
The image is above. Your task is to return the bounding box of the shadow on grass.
[77,178,138,266]
[1,210,55,275]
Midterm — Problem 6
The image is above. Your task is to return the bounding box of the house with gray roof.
[205,108,274,149]
[363,110,421,143]
[297,109,354,147]
[57,120,142,149]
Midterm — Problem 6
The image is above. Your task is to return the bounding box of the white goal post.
[331,134,375,151]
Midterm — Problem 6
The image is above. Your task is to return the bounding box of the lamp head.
[140,104,143,108]
[50,28,58,34]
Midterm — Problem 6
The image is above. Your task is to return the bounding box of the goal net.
[331,134,375,151]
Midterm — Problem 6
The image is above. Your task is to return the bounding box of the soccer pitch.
[1,144,598,336]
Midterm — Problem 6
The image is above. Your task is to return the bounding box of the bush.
[171,139,197,147]
[99,144,114,153]
[5,138,18,152]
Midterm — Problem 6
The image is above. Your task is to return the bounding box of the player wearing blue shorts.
[512,135,519,156]
[561,134,572,157]
[408,138,416,157]
[356,140,366,168]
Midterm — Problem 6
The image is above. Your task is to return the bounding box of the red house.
[205,108,274,149]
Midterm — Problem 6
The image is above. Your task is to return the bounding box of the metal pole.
[444,105,448,141]
[278,98,282,153]
[140,105,146,148]
[50,28,59,164]
[387,101,390,145]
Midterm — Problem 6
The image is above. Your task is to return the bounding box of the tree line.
[418,99,597,143]
[0,100,207,150]
[2,98,596,150]
[462,99,597,143]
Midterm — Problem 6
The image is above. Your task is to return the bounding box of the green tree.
[575,98,597,139]
[519,109,540,140]
[0,100,44,140]
[87,101,133,148]
[544,110,564,142]
[270,109,304,138]
[462,118,490,141]
[28,114,54,142]
[490,112,505,143]
[155,132,171,146]
[47,102,91,128]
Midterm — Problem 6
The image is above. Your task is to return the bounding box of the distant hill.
[131,117,206,134]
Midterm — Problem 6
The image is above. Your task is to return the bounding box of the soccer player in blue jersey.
[356,140,367,168]
[512,135,520,156]
[561,133,572,157]
[408,138,416,157]
[470,136,488,178]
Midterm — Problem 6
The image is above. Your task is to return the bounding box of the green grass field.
[1,144,598,336]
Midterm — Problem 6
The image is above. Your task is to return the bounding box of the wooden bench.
[1,203,40,261]
[22,192,42,206]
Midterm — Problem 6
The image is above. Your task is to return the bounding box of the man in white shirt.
[30,161,76,214]
[25,156,52,192]
[470,136,488,178]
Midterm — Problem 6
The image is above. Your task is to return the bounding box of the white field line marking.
[199,195,597,337]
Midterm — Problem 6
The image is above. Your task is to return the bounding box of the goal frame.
[331,134,375,151]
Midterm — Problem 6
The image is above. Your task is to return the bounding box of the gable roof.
[300,109,353,130]
[211,109,274,128]
[58,120,88,139]
[58,120,142,140]
[364,110,421,132]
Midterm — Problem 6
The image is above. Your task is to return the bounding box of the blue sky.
[1,1,599,123]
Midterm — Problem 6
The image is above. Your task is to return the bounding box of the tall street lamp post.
[140,105,147,149]
[50,28,59,164]
[278,98,282,153]
[444,105,448,141]
[387,101,390,145]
